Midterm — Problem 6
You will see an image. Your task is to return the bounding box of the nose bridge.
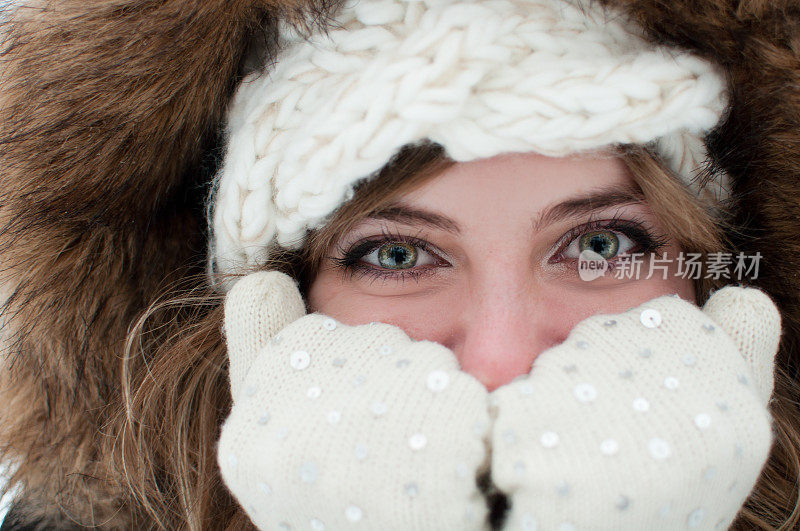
[456,266,546,392]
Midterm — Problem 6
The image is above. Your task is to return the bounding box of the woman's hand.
[489,287,780,530]
[217,271,491,531]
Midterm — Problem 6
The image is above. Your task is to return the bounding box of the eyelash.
[328,215,670,284]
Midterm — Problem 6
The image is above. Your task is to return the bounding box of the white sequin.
[290,350,311,370]
[257,412,271,425]
[703,466,718,481]
[276,426,288,439]
[604,320,617,327]
[648,438,672,460]
[640,309,662,328]
[354,444,368,460]
[311,518,326,531]
[408,433,427,450]
[687,508,705,527]
[327,410,341,424]
[615,495,630,511]
[682,354,697,366]
[300,461,318,483]
[540,431,559,448]
[404,482,419,497]
[576,340,589,349]
[519,382,535,395]
[352,374,366,387]
[371,401,388,416]
[664,376,679,390]
[694,413,711,430]
[514,461,526,475]
[396,358,410,368]
[600,438,619,456]
[332,357,347,367]
[307,386,322,399]
[737,373,749,385]
[244,385,257,397]
[456,462,469,479]
[345,505,363,522]
[257,482,271,495]
[573,383,598,403]
[322,318,337,330]
[558,522,576,531]
[227,453,238,468]
[426,370,449,392]
[503,429,517,444]
[702,323,715,332]
[638,348,652,358]
[632,397,650,412]
[735,443,744,457]
[379,345,393,356]
[521,513,538,531]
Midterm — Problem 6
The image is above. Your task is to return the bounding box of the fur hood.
[0,0,798,527]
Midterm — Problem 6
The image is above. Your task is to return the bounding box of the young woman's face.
[308,151,694,391]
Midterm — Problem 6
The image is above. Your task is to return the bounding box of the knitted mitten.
[490,287,780,531]
[217,271,491,531]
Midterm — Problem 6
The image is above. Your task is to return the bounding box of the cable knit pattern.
[218,271,491,531]
[208,0,730,287]
[490,287,778,530]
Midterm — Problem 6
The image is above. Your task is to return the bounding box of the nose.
[447,273,558,392]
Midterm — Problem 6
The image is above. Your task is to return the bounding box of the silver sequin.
[600,438,619,456]
[640,309,662,328]
[573,383,598,403]
[694,413,711,430]
[345,505,363,522]
[648,438,672,460]
[354,444,368,460]
[632,397,650,412]
[322,318,337,331]
[540,431,559,448]
[408,433,427,450]
[290,350,311,370]
[687,508,706,528]
[426,370,449,392]
[307,386,322,399]
[299,461,318,483]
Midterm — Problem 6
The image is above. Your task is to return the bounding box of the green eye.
[377,242,418,269]
[579,231,620,259]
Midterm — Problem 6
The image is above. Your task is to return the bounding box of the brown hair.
[115,141,800,529]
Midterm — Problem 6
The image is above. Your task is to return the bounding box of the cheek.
[307,271,433,334]
[551,276,695,331]
[307,263,696,349]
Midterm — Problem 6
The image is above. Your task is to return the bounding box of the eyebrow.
[365,183,646,235]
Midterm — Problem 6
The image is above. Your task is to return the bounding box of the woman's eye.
[362,242,437,270]
[562,230,635,260]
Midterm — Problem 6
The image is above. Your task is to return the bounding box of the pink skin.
[308,151,694,392]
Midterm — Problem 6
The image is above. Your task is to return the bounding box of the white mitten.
[217,271,491,531]
[490,286,780,531]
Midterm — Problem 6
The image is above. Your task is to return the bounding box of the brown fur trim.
[0,0,338,526]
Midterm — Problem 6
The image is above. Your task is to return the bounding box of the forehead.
[399,151,635,229]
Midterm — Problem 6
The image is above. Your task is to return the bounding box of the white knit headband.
[208,0,730,288]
